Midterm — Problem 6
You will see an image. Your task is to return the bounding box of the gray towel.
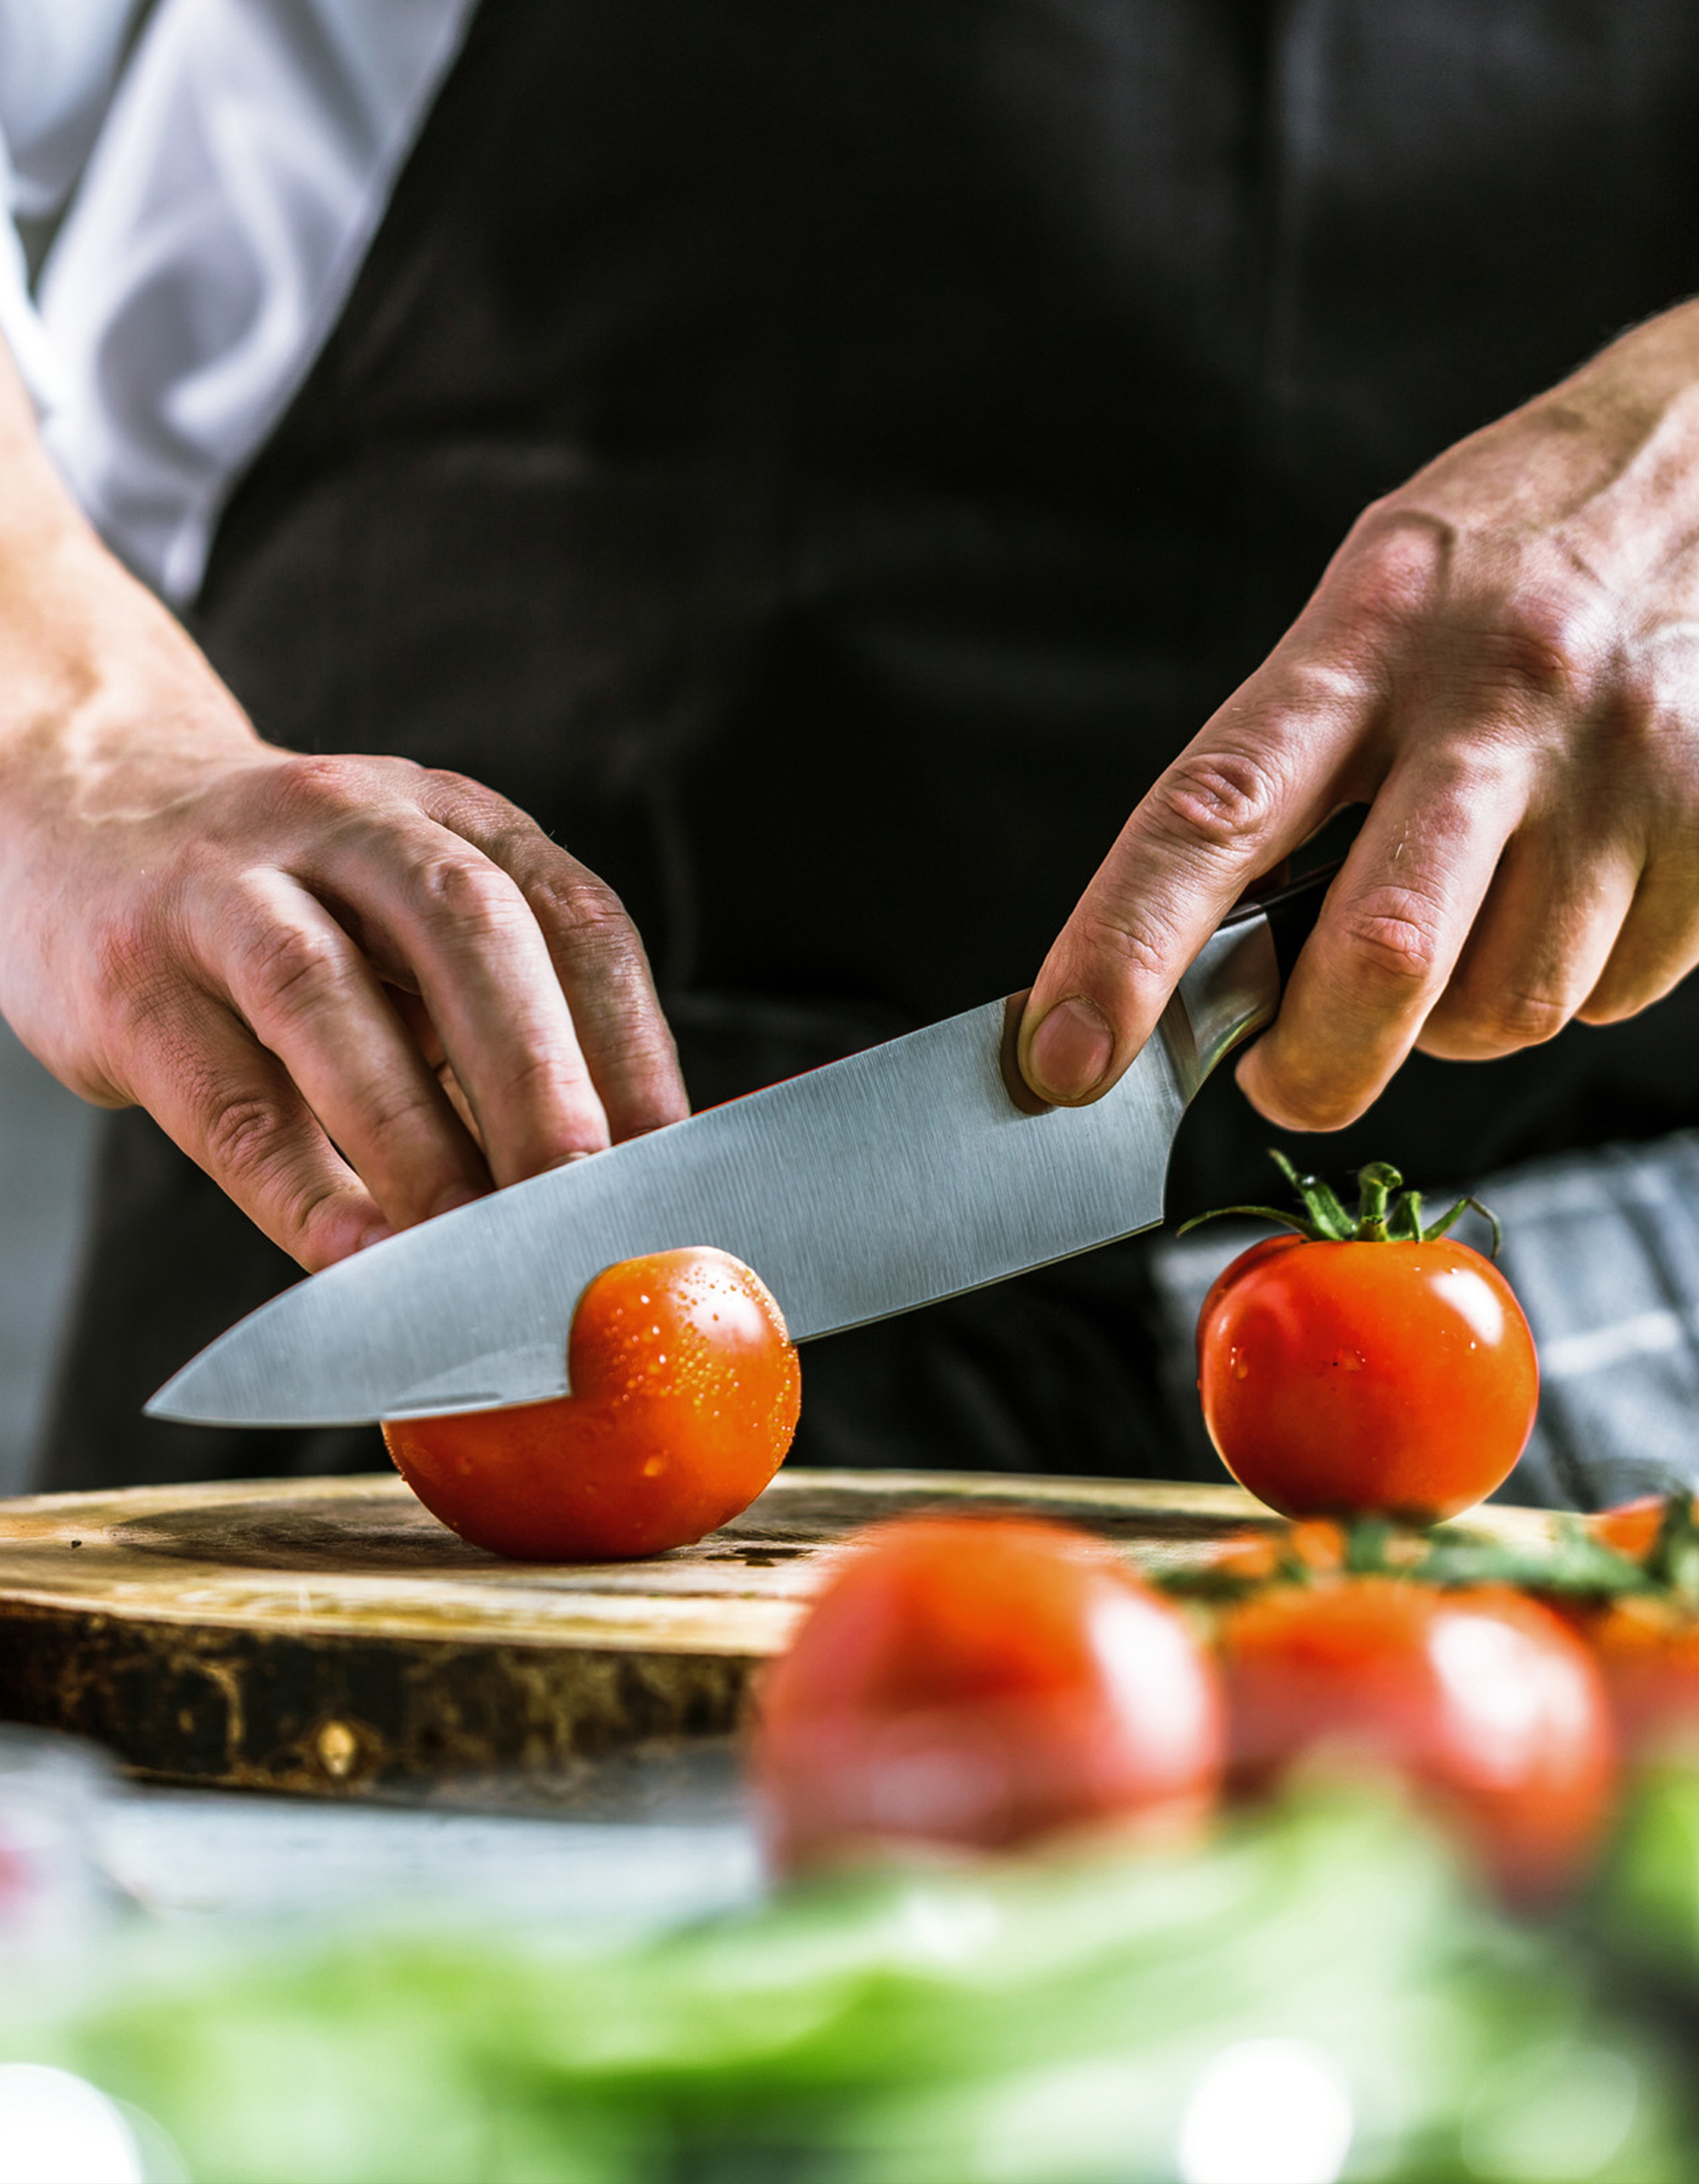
[1146,1133,1699,1513]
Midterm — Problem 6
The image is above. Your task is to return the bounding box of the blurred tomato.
[753,1515,1225,1873]
[1587,1496,1674,1565]
[1573,1597,1699,1760]
[1224,1578,1616,1901]
[1197,1234,1538,1522]
[384,1246,800,1560]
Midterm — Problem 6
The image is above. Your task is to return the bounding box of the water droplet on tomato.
[1230,1349,1250,1380]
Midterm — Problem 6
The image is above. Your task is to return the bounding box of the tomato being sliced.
[383,1246,801,1561]
[1223,1577,1617,1902]
[1192,1157,1538,1522]
[752,1514,1226,1873]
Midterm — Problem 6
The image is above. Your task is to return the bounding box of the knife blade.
[147,869,1333,1427]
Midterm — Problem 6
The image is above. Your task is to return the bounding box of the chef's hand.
[0,350,685,1270]
[1019,299,1699,1127]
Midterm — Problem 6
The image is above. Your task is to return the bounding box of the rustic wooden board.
[0,1470,1556,1808]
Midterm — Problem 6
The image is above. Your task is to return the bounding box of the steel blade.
[148,911,1278,1426]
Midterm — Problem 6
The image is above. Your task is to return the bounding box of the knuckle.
[268,753,368,817]
[1145,747,1285,860]
[422,766,520,827]
[1596,666,1678,769]
[411,851,528,937]
[1482,598,1602,708]
[200,1090,294,1184]
[1335,889,1447,995]
[596,1026,687,1130]
[498,1044,592,1111]
[1459,982,1572,1048]
[533,874,642,965]
[238,917,351,1018]
[1331,509,1451,633]
[265,752,427,835]
[1070,903,1174,993]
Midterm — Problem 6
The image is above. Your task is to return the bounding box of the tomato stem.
[1177,1151,1505,1257]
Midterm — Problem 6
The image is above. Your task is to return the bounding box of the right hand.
[0,357,686,1270]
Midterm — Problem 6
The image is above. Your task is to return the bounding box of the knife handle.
[1000,857,1346,1114]
[1225,858,1345,990]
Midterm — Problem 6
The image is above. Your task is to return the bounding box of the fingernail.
[1027,996,1115,1102]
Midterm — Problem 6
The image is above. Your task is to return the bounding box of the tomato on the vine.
[1223,1577,1616,1902]
[1192,1154,1538,1523]
[752,1515,1225,1873]
[1578,1599,1699,1759]
[1587,1492,1699,1567]
[1571,1493,1699,1757]
[383,1246,800,1561]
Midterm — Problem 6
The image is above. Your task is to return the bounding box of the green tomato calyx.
[1177,1150,1504,1258]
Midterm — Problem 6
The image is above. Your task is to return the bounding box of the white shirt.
[0,0,474,601]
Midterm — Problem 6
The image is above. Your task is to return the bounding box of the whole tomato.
[752,1514,1225,1873]
[1193,1156,1538,1522]
[383,1246,800,1560]
[1224,1577,1616,1902]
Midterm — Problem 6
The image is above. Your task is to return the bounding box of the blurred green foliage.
[1,1787,1687,2184]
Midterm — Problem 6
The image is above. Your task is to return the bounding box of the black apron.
[41,0,1699,1491]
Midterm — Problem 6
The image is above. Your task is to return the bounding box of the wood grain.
[0,1470,1557,1808]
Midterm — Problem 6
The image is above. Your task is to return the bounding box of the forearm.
[0,334,686,1263]
[0,337,263,793]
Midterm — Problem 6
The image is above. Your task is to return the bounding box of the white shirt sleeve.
[0,0,137,413]
[39,0,476,601]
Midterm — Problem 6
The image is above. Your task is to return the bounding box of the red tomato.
[383,1246,800,1561]
[1224,1578,1616,1901]
[1586,1495,1685,1565]
[1197,1234,1538,1521]
[1573,1597,1699,1760]
[753,1515,1226,1873]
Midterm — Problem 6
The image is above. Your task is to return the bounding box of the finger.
[307,817,615,1186]
[212,871,492,1228]
[1018,654,1377,1104]
[388,985,484,1147]
[133,993,390,1270]
[1236,736,1527,1129]
[420,777,688,1140]
[1418,832,1640,1060]
[1579,837,1699,1022]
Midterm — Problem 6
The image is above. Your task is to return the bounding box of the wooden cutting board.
[0,1471,1557,1809]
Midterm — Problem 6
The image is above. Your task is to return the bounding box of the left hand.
[1018,299,1699,1129]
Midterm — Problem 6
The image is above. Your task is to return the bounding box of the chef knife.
[148,865,1337,1426]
